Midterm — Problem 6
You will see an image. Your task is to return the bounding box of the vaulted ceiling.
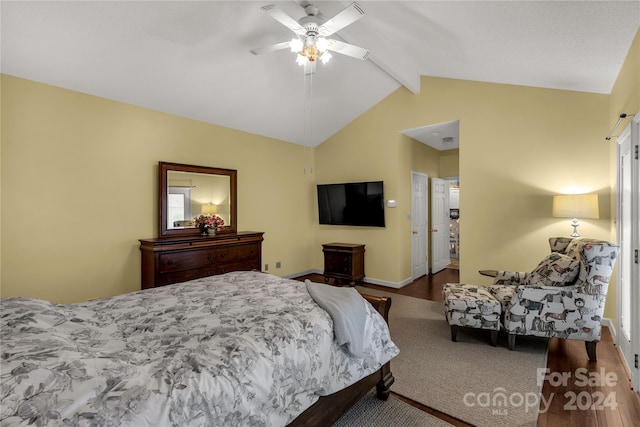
[2,1,638,147]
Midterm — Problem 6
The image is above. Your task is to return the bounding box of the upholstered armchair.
[489,237,619,361]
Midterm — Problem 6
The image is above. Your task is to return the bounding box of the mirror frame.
[159,161,237,237]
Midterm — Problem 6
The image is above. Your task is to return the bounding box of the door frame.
[616,112,640,394]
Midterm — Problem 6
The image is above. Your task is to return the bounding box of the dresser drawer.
[158,243,260,273]
[159,249,216,273]
[215,243,260,263]
[140,232,264,289]
[215,259,260,275]
[157,260,260,286]
[157,267,217,286]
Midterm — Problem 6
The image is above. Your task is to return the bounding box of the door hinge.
[635,249,639,264]
[635,354,638,369]
[635,145,639,160]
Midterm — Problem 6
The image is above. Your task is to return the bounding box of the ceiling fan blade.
[261,4,306,36]
[250,41,291,56]
[318,2,365,37]
[326,39,370,60]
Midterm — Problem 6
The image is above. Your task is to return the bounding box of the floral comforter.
[0,271,399,426]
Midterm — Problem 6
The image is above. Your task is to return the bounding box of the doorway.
[616,113,640,394]
[403,119,460,276]
[444,177,460,267]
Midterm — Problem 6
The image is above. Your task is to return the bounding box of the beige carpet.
[358,287,549,427]
[333,392,454,427]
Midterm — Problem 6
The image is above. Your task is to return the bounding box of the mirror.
[159,162,237,237]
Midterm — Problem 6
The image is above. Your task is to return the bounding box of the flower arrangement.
[193,214,225,231]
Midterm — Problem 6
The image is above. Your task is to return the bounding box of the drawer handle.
[220,253,225,258]
[207,255,212,260]
[167,260,173,265]
[221,269,226,273]
[207,271,212,276]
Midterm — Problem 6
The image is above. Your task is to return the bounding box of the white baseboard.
[286,269,412,289]
[283,269,321,279]
[363,276,413,289]
[602,317,616,343]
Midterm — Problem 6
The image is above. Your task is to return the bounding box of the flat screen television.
[317,181,385,227]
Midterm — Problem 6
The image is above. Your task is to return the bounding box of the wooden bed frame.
[288,294,395,426]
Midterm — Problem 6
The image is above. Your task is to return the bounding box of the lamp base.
[570,218,580,237]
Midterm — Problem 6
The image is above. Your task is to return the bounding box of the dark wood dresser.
[140,232,264,289]
[322,243,365,286]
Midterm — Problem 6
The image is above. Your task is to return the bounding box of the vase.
[199,225,207,236]
[206,228,217,236]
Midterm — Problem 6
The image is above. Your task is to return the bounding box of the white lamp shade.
[552,194,599,219]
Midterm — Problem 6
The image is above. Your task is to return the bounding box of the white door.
[411,172,429,279]
[617,115,640,393]
[431,178,450,273]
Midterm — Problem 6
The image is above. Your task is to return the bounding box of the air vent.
[442,137,454,144]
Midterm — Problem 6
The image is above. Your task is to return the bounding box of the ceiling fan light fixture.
[290,38,303,53]
[254,2,368,66]
[296,54,307,66]
[320,51,332,64]
[316,37,329,52]
[293,36,331,64]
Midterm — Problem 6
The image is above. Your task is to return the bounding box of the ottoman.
[442,283,501,346]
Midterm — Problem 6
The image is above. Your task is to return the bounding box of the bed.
[0,271,399,426]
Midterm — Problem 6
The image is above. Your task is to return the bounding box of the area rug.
[358,288,549,427]
[333,391,454,427]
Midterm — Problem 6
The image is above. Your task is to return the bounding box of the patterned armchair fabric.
[489,237,619,361]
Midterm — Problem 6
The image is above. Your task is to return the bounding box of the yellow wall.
[313,99,457,285]
[317,76,612,286]
[440,149,460,177]
[1,75,316,303]
[313,102,404,284]
[2,28,637,305]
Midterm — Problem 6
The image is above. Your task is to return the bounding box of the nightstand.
[322,243,365,286]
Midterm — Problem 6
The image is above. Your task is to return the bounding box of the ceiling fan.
[250,2,371,66]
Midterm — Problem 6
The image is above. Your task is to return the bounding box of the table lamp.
[552,194,599,237]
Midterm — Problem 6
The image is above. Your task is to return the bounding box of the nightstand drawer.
[325,253,352,274]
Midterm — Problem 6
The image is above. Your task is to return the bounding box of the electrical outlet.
[276,261,281,269]
[264,264,269,271]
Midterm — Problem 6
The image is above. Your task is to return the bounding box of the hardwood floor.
[296,269,640,427]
